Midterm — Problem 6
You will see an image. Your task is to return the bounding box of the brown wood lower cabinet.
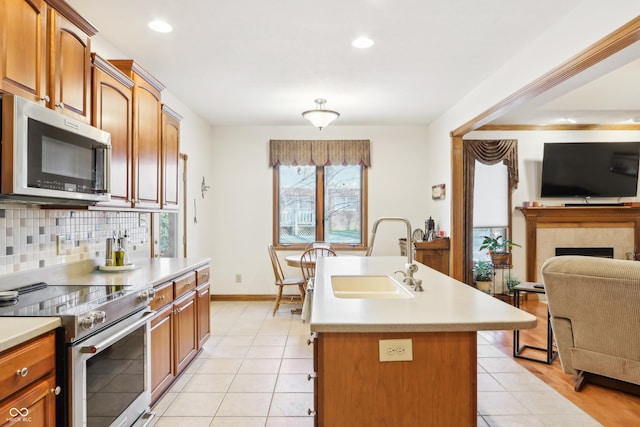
[174,291,198,373]
[313,331,476,427]
[150,263,211,403]
[150,304,174,402]
[0,330,58,426]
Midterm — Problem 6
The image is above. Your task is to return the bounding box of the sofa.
[541,255,640,392]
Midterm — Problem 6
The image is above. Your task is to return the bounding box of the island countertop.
[310,256,537,333]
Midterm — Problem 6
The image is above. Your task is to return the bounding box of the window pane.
[324,165,362,244]
[472,227,507,262]
[278,165,316,244]
[159,212,179,257]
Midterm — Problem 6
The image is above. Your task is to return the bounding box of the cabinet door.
[161,107,181,210]
[48,8,92,122]
[133,78,162,209]
[174,291,198,373]
[0,374,57,426]
[92,56,134,208]
[0,0,48,102]
[196,283,211,349]
[150,304,174,403]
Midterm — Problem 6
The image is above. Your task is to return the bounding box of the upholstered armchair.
[541,255,640,392]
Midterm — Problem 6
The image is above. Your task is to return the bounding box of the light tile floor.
[149,301,602,427]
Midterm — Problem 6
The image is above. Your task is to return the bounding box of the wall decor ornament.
[431,184,445,200]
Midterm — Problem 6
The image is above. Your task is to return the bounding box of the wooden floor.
[483,299,640,426]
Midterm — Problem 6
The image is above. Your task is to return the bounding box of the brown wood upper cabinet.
[0,0,96,122]
[161,105,182,210]
[110,60,165,210]
[91,54,134,209]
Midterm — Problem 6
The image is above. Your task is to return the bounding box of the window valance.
[269,139,371,167]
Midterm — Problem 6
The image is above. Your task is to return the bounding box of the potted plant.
[479,235,521,266]
[473,261,493,293]
[505,273,520,293]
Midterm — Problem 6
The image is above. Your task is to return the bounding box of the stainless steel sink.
[331,275,414,299]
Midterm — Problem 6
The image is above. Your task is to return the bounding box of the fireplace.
[555,247,614,258]
[517,206,640,281]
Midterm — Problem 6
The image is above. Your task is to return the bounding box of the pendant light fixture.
[302,99,340,130]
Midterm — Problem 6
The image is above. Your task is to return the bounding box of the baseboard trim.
[211,294,278,302]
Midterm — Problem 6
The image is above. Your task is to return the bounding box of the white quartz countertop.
[0,317,61,353]
[49,257,211,288]
[310,256,537,333]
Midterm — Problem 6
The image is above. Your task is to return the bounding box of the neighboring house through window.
[270,140,370,249]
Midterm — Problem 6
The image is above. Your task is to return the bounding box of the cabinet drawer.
[196,265,210,285]
[0,331,56,401]
[151,281,174,311]
[174,272,197,298]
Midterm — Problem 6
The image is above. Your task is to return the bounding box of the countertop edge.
[310,318,538,333]
[0,317,61,353]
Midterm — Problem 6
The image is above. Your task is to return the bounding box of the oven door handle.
[79,310,156,354]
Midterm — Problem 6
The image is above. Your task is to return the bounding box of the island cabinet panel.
[315,331,477,427]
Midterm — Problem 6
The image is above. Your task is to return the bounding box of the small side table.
[513,282,558,364]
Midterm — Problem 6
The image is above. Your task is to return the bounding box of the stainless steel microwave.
[0,94,111,204]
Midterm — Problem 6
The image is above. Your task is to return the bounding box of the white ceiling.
[66,0,635,127]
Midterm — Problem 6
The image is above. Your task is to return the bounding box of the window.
[275,164,367,248]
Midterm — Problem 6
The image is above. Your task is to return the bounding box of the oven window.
[85,324,145,425]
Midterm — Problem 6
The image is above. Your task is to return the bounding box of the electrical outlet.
[235,273,242,283]
[56,235,67,255]
[379,338,413,362]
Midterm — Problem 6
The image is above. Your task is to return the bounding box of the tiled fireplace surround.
[0,203,150,275]
[519,206,640,282]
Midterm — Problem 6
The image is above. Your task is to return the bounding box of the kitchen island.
[310,256,536,427]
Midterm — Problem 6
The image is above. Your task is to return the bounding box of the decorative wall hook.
[201,177,210,198]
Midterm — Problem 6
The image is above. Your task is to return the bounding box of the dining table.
[285,254,317,268]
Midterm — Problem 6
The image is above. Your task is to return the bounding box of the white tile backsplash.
[0,204,150,274]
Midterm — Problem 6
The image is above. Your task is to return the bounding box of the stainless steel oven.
[0,281,156,426]
[69,307,155,427]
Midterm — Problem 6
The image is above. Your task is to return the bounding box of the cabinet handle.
[307,373,316,381]
[51,386,62,395]
[307,339,314,346]
[307,409,316,416]
[40,95,50,103]
[159,295,166,300]
[16,367,28,377]
[198,290,209,297]
[55,102,65,109]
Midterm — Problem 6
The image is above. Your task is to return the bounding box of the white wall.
[208,125,433,294]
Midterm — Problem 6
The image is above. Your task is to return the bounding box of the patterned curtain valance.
[269,139,371,167]
[464,139,519,189]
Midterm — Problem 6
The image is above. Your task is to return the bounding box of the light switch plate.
[379,338,413,362]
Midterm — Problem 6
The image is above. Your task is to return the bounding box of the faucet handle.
[405,263,418,273]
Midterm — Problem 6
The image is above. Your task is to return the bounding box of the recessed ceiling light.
[352,37,374,49]
[148,20,173,33]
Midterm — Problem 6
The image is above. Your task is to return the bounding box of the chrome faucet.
[369,217,423,291]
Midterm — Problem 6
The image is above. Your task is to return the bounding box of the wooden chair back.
[300,247,337,283]
[268,244,285,285]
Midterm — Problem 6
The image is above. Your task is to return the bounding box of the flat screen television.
[540,142,640,198]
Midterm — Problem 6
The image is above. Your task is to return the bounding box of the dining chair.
[300,247,337,285]
[268,244,305,316]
